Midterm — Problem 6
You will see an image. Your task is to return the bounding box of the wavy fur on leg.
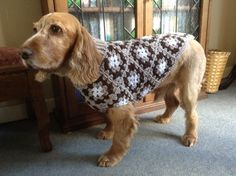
[98,103,139,167]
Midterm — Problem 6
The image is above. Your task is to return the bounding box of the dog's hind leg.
[177,40,206,147]
[97,117,114,140]
[154,83,179,124]
[179,81,200,147]
[98,103,139,167]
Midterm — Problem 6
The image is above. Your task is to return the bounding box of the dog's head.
[20,12,102,86]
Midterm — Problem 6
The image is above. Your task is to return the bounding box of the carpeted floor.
[0,81,236,176]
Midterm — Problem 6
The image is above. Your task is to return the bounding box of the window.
[47,0,209,49]
[68,0,136,41]
[153,0,200,40]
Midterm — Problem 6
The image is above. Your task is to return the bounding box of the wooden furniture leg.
[28,70,52,152]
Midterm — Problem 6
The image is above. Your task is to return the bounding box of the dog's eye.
[50,24,62,34]
[33,27,37,33]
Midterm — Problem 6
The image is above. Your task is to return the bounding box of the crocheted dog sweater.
[77,33,194,112]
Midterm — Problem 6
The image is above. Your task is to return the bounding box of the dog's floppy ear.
[69,22,102,86]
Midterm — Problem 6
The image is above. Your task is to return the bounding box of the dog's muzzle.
[19,47,33,60]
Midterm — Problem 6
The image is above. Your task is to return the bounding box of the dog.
[20,12,206,167]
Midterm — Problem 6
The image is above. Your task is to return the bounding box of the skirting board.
[0,103,28,123]
[0,98,55,124]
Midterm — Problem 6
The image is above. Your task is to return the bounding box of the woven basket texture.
[203,50,231,93]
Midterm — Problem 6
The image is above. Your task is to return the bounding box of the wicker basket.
[203,50,231,93]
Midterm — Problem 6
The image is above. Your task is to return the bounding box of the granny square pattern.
[78,33,194,112]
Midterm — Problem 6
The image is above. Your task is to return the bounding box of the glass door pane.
[152,0,200,40]
[67,0,136,41]
[162,0,177,33]
[177,0,200,39]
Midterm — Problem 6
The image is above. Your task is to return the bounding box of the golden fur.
[21,12,206,167]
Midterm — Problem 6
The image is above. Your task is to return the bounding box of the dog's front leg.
[98,103,139,167]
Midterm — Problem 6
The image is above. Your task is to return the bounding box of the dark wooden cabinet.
[0,47,52,151]
[52,76,105,132]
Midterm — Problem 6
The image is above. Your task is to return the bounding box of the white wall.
[0,0,42,47]
[207,0,236,76]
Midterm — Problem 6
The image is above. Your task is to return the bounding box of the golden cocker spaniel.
[20,12,206,167]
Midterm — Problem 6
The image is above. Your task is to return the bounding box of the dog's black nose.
[20,48,33,60]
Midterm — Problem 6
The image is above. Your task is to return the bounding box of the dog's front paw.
[182,134,197,147]
[154,115,171,124]
[97,154,120,167]
[97,130,114,140]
